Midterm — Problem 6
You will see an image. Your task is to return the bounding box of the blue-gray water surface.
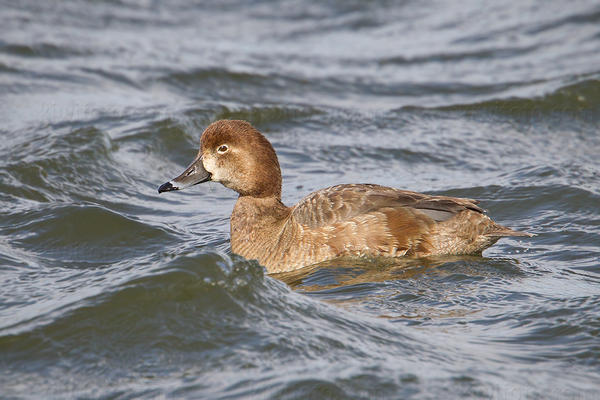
[1,0,600,399]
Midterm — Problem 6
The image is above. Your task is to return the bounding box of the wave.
[210,104,322,127]
[378,45,539,66]
[0,127,127,203]
[157,66,315,105]
[3,244,597,398]
[0,250,254,331]
[0,248,434,399]
[0,40,92,59]
[5,204,176,265]
[434,79,600,117]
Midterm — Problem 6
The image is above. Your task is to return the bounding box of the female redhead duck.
[159,120,533,273]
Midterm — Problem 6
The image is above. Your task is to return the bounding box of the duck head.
[158,120,282,198]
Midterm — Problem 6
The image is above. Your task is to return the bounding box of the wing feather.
[291,184,483,227]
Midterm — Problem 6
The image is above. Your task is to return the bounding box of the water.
[1,0,599,398]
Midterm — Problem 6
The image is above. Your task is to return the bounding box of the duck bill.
[158,155,211,193]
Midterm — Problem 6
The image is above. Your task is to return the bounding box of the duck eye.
[217,145,229,154]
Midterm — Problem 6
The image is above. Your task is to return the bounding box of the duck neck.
[231,195,290,234]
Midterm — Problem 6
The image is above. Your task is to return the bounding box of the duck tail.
[486,225,536,238]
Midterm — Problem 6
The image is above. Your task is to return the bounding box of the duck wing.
[290,183,483,228]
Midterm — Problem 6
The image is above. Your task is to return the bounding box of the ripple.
[436,79,600,119]
[378,45,540,66]
[158,67,310,104]
[527,6,600,34]
[0,41,93,58]
[210,104,323,127]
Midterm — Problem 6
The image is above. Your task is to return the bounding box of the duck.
[158,120,533,273]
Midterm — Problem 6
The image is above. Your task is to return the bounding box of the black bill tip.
[158,181,177,193]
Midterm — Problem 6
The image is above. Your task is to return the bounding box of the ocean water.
[1,0,599,398]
